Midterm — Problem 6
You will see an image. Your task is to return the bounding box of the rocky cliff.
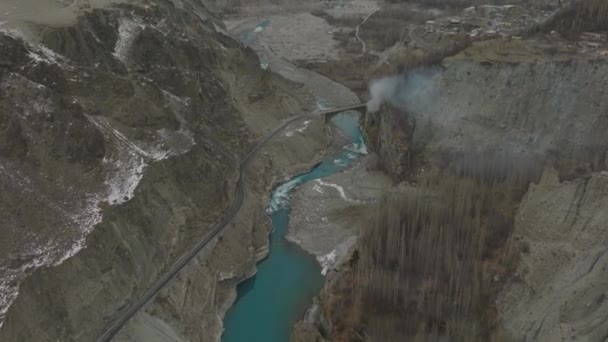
[317,38,608,341]
[364,40,608,182]
[0,0,332,340]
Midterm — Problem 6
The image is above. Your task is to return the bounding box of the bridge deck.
[318,103,367,123]
[318,103,367,116]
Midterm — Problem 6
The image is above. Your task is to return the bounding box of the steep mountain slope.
[498,168,608,341]
[0,0,332,340]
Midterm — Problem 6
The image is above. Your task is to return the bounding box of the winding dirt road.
[355,10,377,54]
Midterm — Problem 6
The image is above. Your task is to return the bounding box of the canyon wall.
[319,41,608,341]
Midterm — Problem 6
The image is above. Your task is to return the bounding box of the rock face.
[0,0,330,340]
[400,54,608,168]
[365,44,608,178]
[363,105,415,181]
[498,168,608,341]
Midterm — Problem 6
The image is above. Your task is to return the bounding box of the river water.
[222,112,366,342]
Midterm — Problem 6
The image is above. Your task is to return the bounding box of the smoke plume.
[366,68,439,114]
[366,76,401,113]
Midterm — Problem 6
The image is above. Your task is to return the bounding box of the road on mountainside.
[98,103,366,341]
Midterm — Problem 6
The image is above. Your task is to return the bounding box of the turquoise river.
[222,112,367,342]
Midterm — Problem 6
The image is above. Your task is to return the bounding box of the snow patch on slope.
[315,179,356,202]
[318,249,337,276]
[27,45,64,65]
[87,114,194,205]
[0,28,65,66]
[0,162,104,328]
[103,153,146,205]
[313,183,324,194]
[114,18,145,63]
[284,120,312,137]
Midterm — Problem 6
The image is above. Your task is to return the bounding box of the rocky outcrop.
[0,0,330,340]
[363,105,415,181]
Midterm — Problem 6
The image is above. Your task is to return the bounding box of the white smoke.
[366,76,401,113]
[366,68,440,114]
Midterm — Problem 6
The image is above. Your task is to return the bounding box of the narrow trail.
[355,10,377,54]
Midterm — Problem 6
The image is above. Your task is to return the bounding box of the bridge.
[318,103,367,122]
